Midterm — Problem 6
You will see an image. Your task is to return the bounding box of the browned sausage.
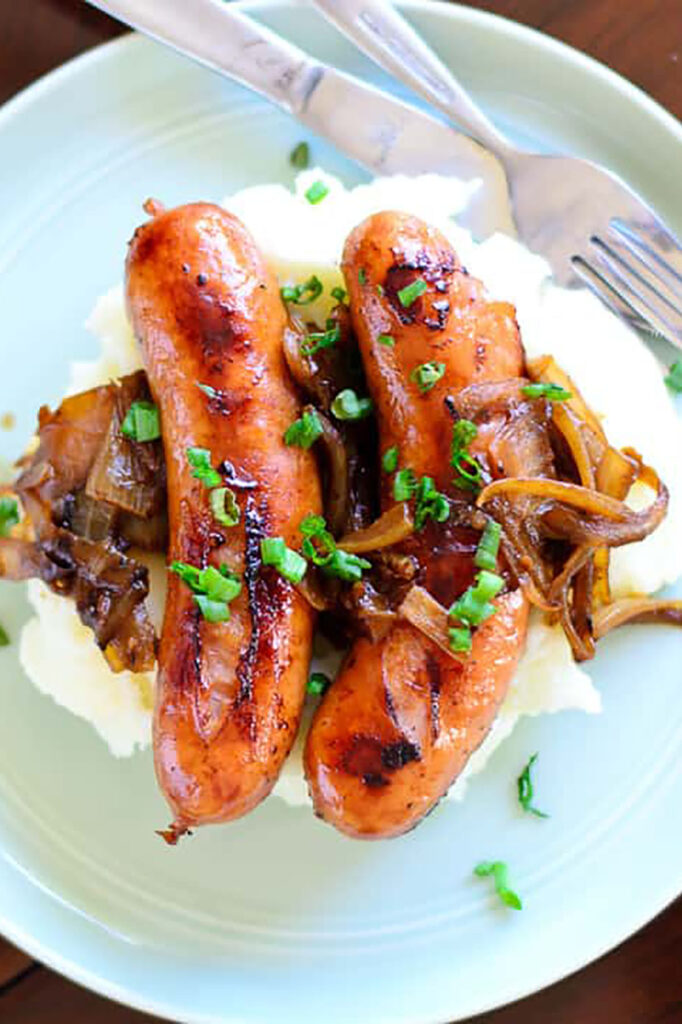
[126,202,322,836]
[304,211,529,838]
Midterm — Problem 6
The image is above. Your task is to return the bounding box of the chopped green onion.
[410,361,446,394]
[209,487,240,528]
[327,549,371,582]
[382,446,399,473]
[358,268,367,285]
[301,321,340,356]
[451,418,482,491]
[196,381,221,400]
[377,334,395,348]
[186,447,222,489]
[393,467,418,502]
[448,626,471,653]
[665,361,682,393]
[194,596,231,623]
[474,861,522,910]
[281,275,323,306]
[397,278,428,308]
[517,753,550,819]
[331,286,348,304]
[376,284,384,296]
[299,513,371,582]
[331,389,373,421]
[452,419,478,451]
[290,141,310,169]
[474,520,502,572]
[284,409,323,449]
[261,537,307,584]
[305,180,329,205]
[449,570,504,628]
[307,671,331,696]
[521,382,572,402]
[301,518,336,566]
[170,561,242,621]
[0,624,9,647]
[414,475,450,530]
[121,400,161,442]
[0,496,19,537]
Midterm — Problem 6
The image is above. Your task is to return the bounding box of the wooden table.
[1,1,681,1021]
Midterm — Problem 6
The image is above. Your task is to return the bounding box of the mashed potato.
[20,172,682,802]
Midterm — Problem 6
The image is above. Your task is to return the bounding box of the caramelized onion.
[398,585,465,664]
[338,502,414,553]
[312,407,349,537]
[478,477,639,520]
[593,598,682,639]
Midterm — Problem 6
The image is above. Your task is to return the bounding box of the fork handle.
[312,0,514,160]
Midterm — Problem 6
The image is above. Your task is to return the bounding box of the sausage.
[304,211,529,839]
[126,202,322,836]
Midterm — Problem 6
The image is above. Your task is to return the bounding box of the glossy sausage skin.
[304,212,529,839]
[126,203,321,835]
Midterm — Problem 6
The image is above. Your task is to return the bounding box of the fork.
[312,0,682,353]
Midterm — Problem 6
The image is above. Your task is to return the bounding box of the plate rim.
[0,3,681,1022]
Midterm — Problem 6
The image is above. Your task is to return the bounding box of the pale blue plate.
[0,3,681,1022]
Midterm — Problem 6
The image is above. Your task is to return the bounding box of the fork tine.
[571,257,655,335]
[610,217,682,284]
[609,220,682,297]
[572,254,682,353]
[599,231,682,318]
[589,238,682,350]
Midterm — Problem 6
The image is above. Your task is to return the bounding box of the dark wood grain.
[0,1,681,1022]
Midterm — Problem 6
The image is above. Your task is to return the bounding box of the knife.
[85,0,512,235]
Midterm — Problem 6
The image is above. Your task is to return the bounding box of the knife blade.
[85,0,512,234]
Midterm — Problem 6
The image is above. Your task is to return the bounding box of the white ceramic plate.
[0,3,681,1022]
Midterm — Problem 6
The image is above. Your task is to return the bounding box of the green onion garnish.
[414,475,449,530]
[261,537,307,584]
[397,278,428,308]
[517,753,550,819]
[448,626,471,654]
[300,513,336,567]
[0,496,19,537]
[358,268,367,285]
[290,141,310,170]
[474,520,502,572]
[307,671,331,696]
[393,467,418,502]
[665,361,682,393]
[451,418,482,491]
[449,570,504,628]
[452,419,478,451]
[281,275,323,306]
[284,409,323,449]
[301,321,340,356]
[377,334,395,348]
[186,447,222,489]
[121,400,161,443]
[196,382,221,400]
[209,487,240,528]
[331,286,348,304]
[170,562,242,622]
[376,284,384,296]
[0,624,9,647]
[474,861,522,910]
[300,513,371,582]
[410,361,446,394]
[382,446,399,473]
[331,389,374,421]
[521,382,572,402]
[305,180,329,205]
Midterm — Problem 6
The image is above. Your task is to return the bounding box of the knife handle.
[311,0,513,159]
[88,0,321,115]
